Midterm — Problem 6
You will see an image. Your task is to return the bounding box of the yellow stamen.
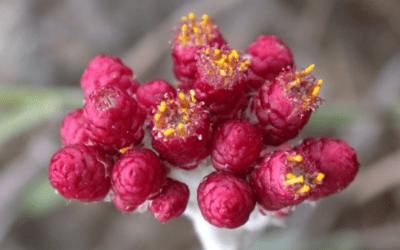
[154,113,162,128]
[312,173,325,184]
[181,16,187,22]
[214,49,220,56]
[295,185,311,194]
[239,61,250,70]
[189,89,197,102]
[181,108,187,113]
[316,79,323,86]
[193,26,199,34]
[159,101,166,112]
[286,173,296,180]
[205,49,210,55]
[181,24,188,32]
[311,86,320,97]
[287,155,303,162]
[119,146,132,154]
[182,115,188,121]
[219,70,226,76]
[228,50,239,63]
[298,64,315,77]
[177,123,185,136]
[284,175,304,185]
[202,14,209,22]
[178,92,186,101]
[163,128,175,136]
[188,12,195,21]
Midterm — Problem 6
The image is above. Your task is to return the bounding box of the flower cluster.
[49,12,359,228]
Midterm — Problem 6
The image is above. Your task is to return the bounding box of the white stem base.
[169,162,283,250]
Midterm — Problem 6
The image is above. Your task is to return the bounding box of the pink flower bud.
[148,178,190,223]
[81,55,139,98]
[60,108,91,146]
[197,172,256,228]
[49,144,113,202]
[211,120,263,175]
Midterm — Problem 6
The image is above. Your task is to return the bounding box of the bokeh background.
[1,0,400,249]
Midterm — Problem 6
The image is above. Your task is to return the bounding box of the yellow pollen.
[178,92,186,101]
[311,86,320,97]
[312,173,325,184]
[119,146,132,154]
[159,101,166,112]
[239,61,250,70]
[189,90,197,103]
[205,49,210,55]
[316,79,323,86]
[202,14,209,22]
[181,24,188,32]
[164,128,175,136]
[287,155,303,162]
[219,70,226,76]
[177,123,185,136]
[214,49,220,56]
[181,16,187,22]
[182,115,188,121]
[193,26,199,34]
[188,12,195,21]
[296,185,311,194]
[284,174,304,185]
[181,108,187,112]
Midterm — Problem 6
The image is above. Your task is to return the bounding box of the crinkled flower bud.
[251,65,323,146]
[250,150,324,211]
[84,85,145,154]
[136,79,177,118]
[211,120,263,175]
[81,55,139,98]
[150,91,211,170]
[111,148,166,206]
[113,195,137,212]
[60,108,91,146]
[246,35,294,91]
[172,13,226,88]
[148,178,190,223]
[296,137,359,200]
[193,46,250,124]
[197,172,256,229]
[48,144,113,202]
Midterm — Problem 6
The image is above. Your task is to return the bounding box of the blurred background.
[1,0,400,249]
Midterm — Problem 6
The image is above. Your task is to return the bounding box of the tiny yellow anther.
[181,24,188,32]
[188,12,195,20]
[181,108,187,113]
[219,70,226,76]
[163,128,176,136]
[190,89,197,102]
[177,123,185,136]
[178,92,186,101]
[303,64,315,74]
[214,49,220,56]
[287,155,303,162]
[286,173,297,180]
[205,49,210,55]
[312,173,325,184]
[181,16,187,22]
[296,185,311,194]
[202,14,209,21]
[119,146,132,154]
[229,50,239,61]
[284,175,304,185]
[311,86,320,97]
[316,79,323,86]
[154,113,161,121]
[193,26,199,34]
[159,101,166,112]
[182,115,188,121]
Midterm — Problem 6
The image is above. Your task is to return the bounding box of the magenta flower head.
[150,91,211,170]
[80,55,139,98]
[197,171,256,229]
[111,148,166,207]
[172,13,226,89]
[296,137,359,200]
[148,178,190,223]
[211,120,263,175]
[83,85,145,154]
[246,35,294,91]
[250,150,325,211]
[49,144,113,202]
[251,64,323,146]
[60,108,91,146]
[136,79,177,118]
[193,46,250,124]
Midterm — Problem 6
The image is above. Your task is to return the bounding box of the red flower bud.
[211,120,263,175]
[296,137,359,200]
[84,86,145,154]
[148,178,190,223]
[60,108,90,146]
[246,35,294,91]
[113,195,137,212]
[172,13,226,88]
[150,91,211,170]
[111,148,166,206]
[49,144,113,202]
[197,172,256,229]
[251,65,323,146]
[81,55,139,98]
